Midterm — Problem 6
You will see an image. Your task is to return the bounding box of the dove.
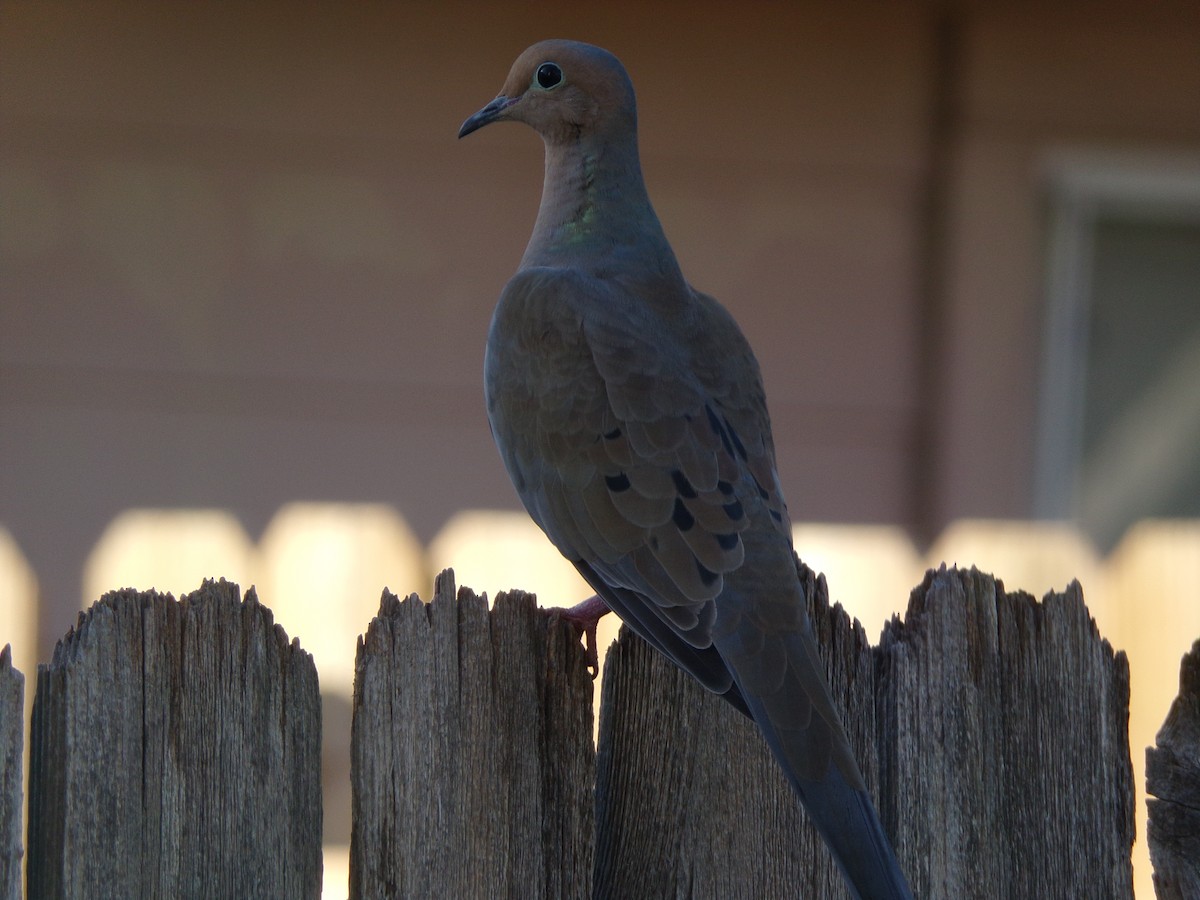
[459,40,913,900]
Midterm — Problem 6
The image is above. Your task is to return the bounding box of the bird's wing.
[486,265,859,787]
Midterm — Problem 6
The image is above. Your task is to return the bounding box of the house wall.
[2,1,1199,651]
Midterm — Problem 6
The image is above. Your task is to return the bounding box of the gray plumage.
[460,39,912,900]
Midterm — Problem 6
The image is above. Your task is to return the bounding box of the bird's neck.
[520,135,684,282]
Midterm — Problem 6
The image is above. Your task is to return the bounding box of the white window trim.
[1032,151,1200,521]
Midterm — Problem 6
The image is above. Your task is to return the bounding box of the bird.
[459,39,914,900]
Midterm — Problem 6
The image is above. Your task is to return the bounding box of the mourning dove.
[460,40,913,900]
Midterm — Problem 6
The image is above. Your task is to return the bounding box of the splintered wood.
[349,571,594,899]
[25,581,321,898]
[1147,639,1200,900]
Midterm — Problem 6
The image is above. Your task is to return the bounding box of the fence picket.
[25,581,321,899]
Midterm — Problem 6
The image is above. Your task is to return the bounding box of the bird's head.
[458,39,637,145]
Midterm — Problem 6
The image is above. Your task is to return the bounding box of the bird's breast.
[485,291,602,455]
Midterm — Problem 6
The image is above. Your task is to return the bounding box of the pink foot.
[555,594,611,678]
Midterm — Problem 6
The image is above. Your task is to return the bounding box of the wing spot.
[751,474,770,500]
[723,500,745,521]
[717,480,735,496]
[715,532,740,550]
[695,559,719,588]
[672,498,695,532]
[603,428,622,440]
[605,472,632,493]
[670,469,698,499]
[705,404,735,458]
[724,416,748,460]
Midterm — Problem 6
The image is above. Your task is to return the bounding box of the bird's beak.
[458,95,517,138]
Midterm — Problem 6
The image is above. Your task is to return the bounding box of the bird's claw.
[555,594,610,678]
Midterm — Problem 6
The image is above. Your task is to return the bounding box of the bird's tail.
[744,692,914,900]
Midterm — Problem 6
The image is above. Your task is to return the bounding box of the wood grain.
[349,570,595,899]
[26,580,322,898]
[0,647,21,900]
[1147,638,1200,900]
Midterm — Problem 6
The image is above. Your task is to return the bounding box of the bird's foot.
[554,594,610,678]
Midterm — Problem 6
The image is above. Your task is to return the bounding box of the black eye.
[536,62,562,89]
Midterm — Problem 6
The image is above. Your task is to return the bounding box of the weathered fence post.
[594,564,1135,899]
[0,647,22,900]
[26,580,322,898]
[349,569,594,899]
[884,566,1134,898]
[1147,639,1200,899]
[593,562,885,898]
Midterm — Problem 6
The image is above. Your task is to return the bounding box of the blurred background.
[2,2,1199,897]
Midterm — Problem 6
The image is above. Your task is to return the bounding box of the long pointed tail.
[790,761,913,900]
[743,692,914,900]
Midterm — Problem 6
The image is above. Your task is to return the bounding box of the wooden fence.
[0,566,1195,898]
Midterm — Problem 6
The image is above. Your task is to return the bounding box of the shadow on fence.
[0,566,1196,898]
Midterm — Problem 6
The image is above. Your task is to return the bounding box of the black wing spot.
[705,404,735,458]
[695,559,719,588]
[672,498,695,532]
[724,416,748,460]
[769,508,784,524]
[670,469,698,499]
[605,473,631,493]
[603,428,622,440]
[716,479,735,496]
[715,532,740,550]
[723,499,745,522]
[751,474,770,500]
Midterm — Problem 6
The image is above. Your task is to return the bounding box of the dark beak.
[458,95,516,138]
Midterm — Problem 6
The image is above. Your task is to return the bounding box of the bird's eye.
[535,62,563,90]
